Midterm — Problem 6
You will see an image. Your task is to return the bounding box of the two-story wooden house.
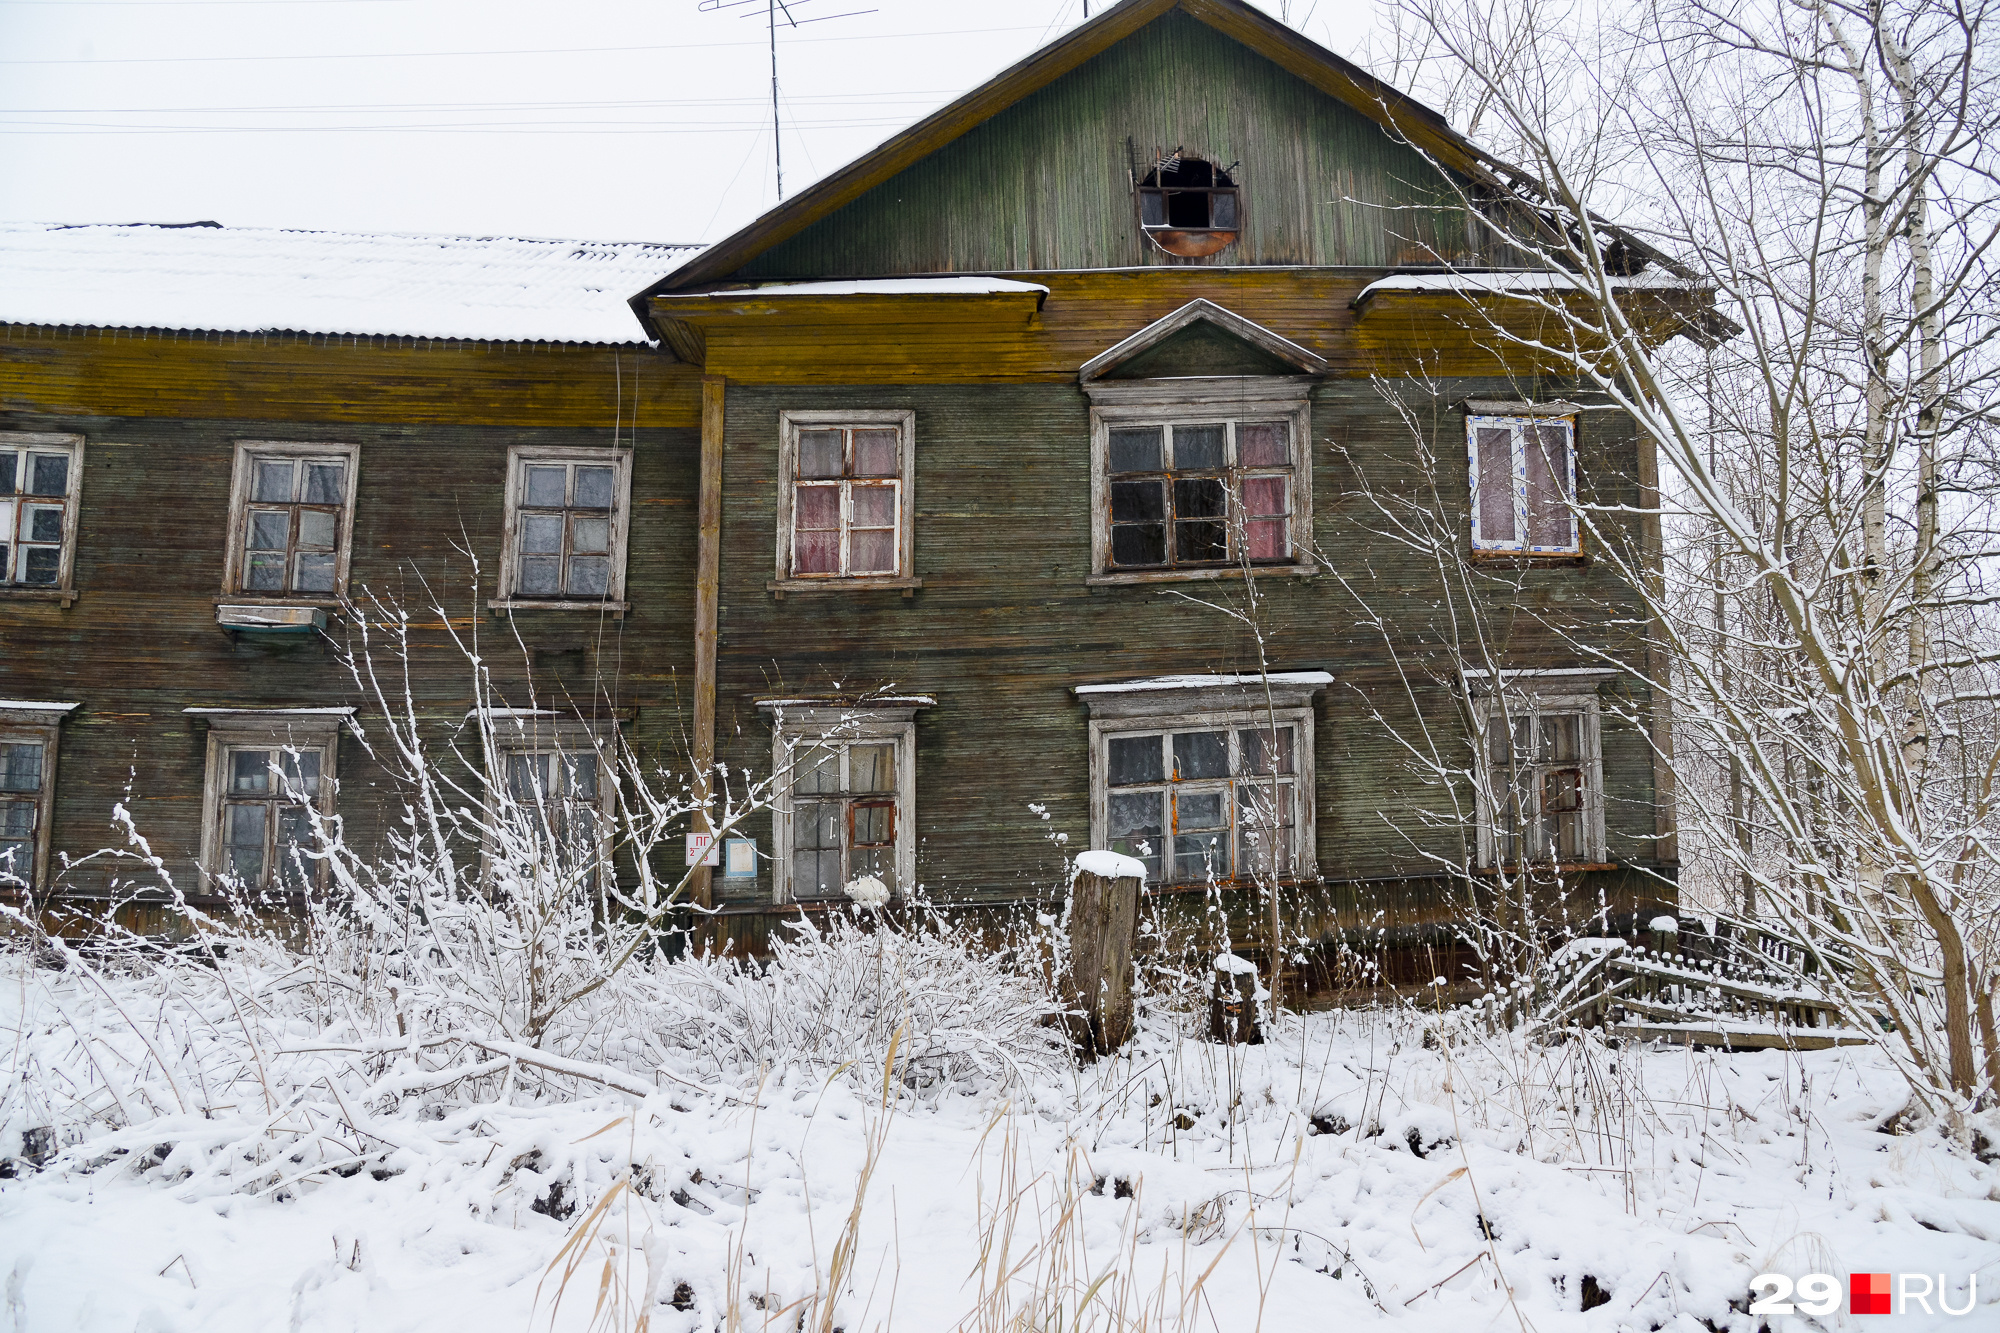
[0,0,1700,993]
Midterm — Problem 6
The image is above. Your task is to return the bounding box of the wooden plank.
[689,375,726,909]
[652,271,1709,384]
[0,325,702,428]
[1610,1023,1872,1051]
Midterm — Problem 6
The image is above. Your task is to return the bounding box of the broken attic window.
[1137,153,1241,258]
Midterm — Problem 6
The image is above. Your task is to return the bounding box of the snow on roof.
[1354,267,1695,302]
[1072,672,1333,696]
[0,701,79,712]
[676,278,1049,298]
[0,222,700,344]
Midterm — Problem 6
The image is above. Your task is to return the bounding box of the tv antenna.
[699,0,876,201]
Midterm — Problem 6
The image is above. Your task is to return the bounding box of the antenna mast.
[700,0,875,203]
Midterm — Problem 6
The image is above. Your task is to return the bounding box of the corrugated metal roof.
[0,222,699,344]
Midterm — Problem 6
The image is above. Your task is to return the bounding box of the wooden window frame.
[222,440,362,604]
[193,710,346,895]
[1472,689,1607,869]
[764,704,918,904]
[771,410,919,594]
[0,702,75,893]
[1085,380,1314,585]
[0,431,86,607]
[1465,403,1582,557]
[492,445,634,614]
[1088,704,1317,889]
[478,711,618,888]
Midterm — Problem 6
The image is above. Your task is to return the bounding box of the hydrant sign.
[685,832,720,867]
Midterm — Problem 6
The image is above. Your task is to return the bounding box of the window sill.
[212,595,345,608]
[1468,549,1590,568]
[1086,562,1315,587]
[489,599,630,618]
[1475,862,1617,876]
[768,576,922,599]
[0,586,78,608]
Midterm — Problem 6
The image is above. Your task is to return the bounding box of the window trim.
[772,410,918,593]
[492,445,635,614]
[0,431,86,606]
[477,709,619,886]
[1464,402,1583,557]
[0,702,76,893]
[1470,685,1608,869]
[222,440,362,602]
[1085,379,1314,584]
[1077,673,1326,888]
[762,702,920,904]
[192,709,347,894]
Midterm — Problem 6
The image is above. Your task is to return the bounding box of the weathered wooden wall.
[703,375,1667,931]
[0,333,701,899]
[738,10,1520,279]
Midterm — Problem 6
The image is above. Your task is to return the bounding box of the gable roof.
[635,0,1517,307]
[1,222,700,344]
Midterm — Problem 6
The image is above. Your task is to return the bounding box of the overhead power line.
[0,23,1047,65]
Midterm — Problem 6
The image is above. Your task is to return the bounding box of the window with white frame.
[1080,674,1324,886]
[0,432,85,594]
[1474,690,1606,868]
[483,714,616,888]
[498,448,633,607]
[763,702,919,902]
[0,703,72,891]
[194,711,343,894]
[1087,388,1312,581]
[775,412,915,587]
[225,442,360,597]
[1466,408,1580,555]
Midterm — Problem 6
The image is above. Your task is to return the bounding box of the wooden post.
[1065,867,1139,1056]
[1209,954,1263,1045]
[689,374,725,910]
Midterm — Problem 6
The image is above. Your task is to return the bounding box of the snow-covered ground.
[4,953,1998,1332]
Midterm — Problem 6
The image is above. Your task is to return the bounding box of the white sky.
[0,0,1379,246]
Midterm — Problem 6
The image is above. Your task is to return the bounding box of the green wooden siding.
[741,11,1517,279]
[710,377,1661,907]
[0,407,699,900]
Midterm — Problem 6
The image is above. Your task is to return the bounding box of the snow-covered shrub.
[0,593,1069,1202]
[646,912,1069,1095]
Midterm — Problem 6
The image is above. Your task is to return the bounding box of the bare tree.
[1381,0,2000,1114]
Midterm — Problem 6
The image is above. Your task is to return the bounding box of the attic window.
[1137,154,1240,258]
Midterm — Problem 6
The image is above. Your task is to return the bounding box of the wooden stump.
[1065,869,1140,1056]
[1208,954,1263,1045]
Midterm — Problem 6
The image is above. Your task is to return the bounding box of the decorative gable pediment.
[1078,299,1325,384]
